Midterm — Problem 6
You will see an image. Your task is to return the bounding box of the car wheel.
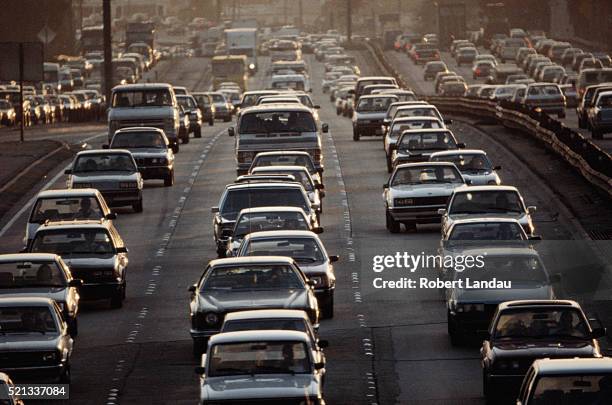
[195,126,202,138]
[133,199,143,213]
[110,288,123,309]
[69,318,78,338]
[172,143,179,153]
[216,246,227,258]
[164,170,174,187]
[353,131,360,141]
[385,210,400,233]
[208,118,214,126]
[448,311,461,346]
[193,338,206,358]
[386,155,393,173]
[404,221,417,232]
[182,132,190,144]
[59,365,71,384]
[322,293,334,319]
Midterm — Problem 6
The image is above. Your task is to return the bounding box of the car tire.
[483,370,492,401]
[193,338,206,358]
[110,288,123,309]
[336,108,341,116]
[195,126,202,138]
[164,170,174,187]
[172,143,179,154]
[322,293,334,319]
[59,365,71,384]
[385,210,400,233]
[353,131,360,141]
[208,118,214,126]
[448,311,461,346]
[133,199,143,213]
[69,318,78,338]
[182,133,190,144]
[578,115,586,129]
[216,247,227,258]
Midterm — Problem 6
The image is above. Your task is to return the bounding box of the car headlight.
[456,303,485,312]
[205,312,219,325]
[73,182,92,189]
[249,63,255,70]
[496,360,521,370]
[119,182,137,189]
[309,275,328,288]
[42,352,57,362]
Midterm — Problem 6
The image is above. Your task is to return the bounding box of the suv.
[108,127,175,186]
[176,94,203,138]
[107,83,181,153]
[65,149,144,212]
[229,105,326,175]
[28,220,128,308]
[352,95,399,141]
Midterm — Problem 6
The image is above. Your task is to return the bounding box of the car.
[192,92,216,126]
[559,83,578,108]
[24,188,116,248]
[351,94,399,141]
[587,90,612,139]
[249,151,323,186]
[410,43,440,64]
[0,372,25,404]
[490,84,526,101]
[236,230,338,318]
[194,330,326,404]
[375,89,417,103]
[539,65,566,83]
[473,61,495,79]
[0,297,73,382]
[423,61,448,81]
[391,128,465,168]
[445,248,557,345]
[65,149,144,212]
[188,256,320,356]
[0,253,81,336]
[440,185,537,236]
[522,83,566,118]
[230,105,326,175]
[433,71,458,92]
[560,47,583,67]
[211,182,319,257]
[0,99,16,126]
[516,357,612,404]
[176,94,203,138]
[465,84,486,98]
[353,76,398,101]
[108,127,175,186]
[439,81,467,97]
[383,162,467,233]
[481,300,605,401]
[389,104,445,124]
[238,90,279,109]
[505,74,529,84]
[224,206,321,256]
[207,91,232,122]
[455,47,478,66]
[250,166,324,211]
[383,101,431,129]
[487,65,524,85]
[429,149,501,185]
[28,220,128,308]
[440,218,534,253]
[477,85,498,99]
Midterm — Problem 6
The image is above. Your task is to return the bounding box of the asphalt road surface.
[0,53,609,405]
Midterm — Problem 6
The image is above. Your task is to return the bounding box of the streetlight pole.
[103,0,113,107]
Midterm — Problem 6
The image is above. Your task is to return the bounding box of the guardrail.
[364,40,612,199]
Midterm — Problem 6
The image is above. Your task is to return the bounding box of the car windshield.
[395,107,440,120]
[177,96,196,108]
[111,89,173,107]
[448,222,525,241]
[391,166,463,186]
[531,374,612,404]
[211,94,226,103]
[239,111,316,133]
[244,237,325,264]
[0,261,66,288]
[0,100,12,109]
[356,97,394,112]
[253,155,316,174]
[202,265,303,290]
[111,131,166,149]
[430,153,492,172]
[221,189,309,219]
[450,190,524,214]
[233,212,309,237]
[73,154,136,173]
[494,308,589,340]
[528,85,560,96]
[397,132,457,151]
[208,341,311,376]
[193,95,210,106]
[30,197,104,223]
[0,306,57,334]
[222,319,308,334]
[31,229,115,256]
[271,80,305,90]
[242,93,274,107]
[254,169,312,191]
[390,121,443,137]
[456,255,547,283]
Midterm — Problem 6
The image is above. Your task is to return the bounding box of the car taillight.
[475,69,481,75]
[309,149,322,162]
[237,151,254,163]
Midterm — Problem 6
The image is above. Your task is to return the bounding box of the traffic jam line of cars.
[322,33,612,403]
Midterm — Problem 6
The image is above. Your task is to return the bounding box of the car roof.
[112,83,173,91]
[208,256,296,268]
[75,149,132,156]
[114,126,164,134]
[430,149,486,157]
[252,165,308,173]
[396,104,438,110]
[244,230,319,240]
[237,206,307,215]
[36,219,111,232]
[209,330,310,345]
[224,309,309,322]
[391,116,441,123]
[450,217,522,226]
[456,246,539,257]
[396,161,458,170]
[498,300,580,312]
[240,104,312,113]
[36,188,101,198]
[453,185,519,193]
[226,182,304,191]
[0,253,60,263]
[357,76,396,81]
[0,296,55,307]
[533,358,612,375]
[358,94,399,100]
[255,151,312,158]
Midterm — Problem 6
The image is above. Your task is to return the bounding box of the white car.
[384,117,446,172]
[440,185,537,236]
[383,162,467,233]
[429,149,501,185]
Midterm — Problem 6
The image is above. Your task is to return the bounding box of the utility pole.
[19,43,25,142]
[103,0,113,107]
[299,0,303,28]
[347,0,352,43]
[284,0,288,25]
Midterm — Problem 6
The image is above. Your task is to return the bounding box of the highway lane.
[0,51,609,405]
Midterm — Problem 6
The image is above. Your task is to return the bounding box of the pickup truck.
[587,90,612,139]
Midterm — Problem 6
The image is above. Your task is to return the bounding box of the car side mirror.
[528,235,542,241]
[188,284,197,293]
[64,169,72,175]
[313,226,324,234]
[592,327,606,339]
[317,167,324,174]
[68,279,83,288]
[106,212,117,220]
[321,123,329,133]
[307,279,316,287]
[329,255,339,263]
[550,273,562,283]
[383,183,389,189]
[318,339,329,348]
[228,127,235,137]
[348,89,355,94]
[314,361,325,370]
[457,142,466,149]
[438,208,447,215]
[315,183,324,190]
[194,366,206,375]
[493,165,502,171]
[211,206,219,213]
[314,105,321,109]
[444,119,453,125]
[464,179,472,185]
[116,246,128,253]
[102,144,109,149]
[527,206,537,214]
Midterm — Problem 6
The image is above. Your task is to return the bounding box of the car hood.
[455,284,553,304]
[491,341,596,358]
[109,107,174,120]
[0,287,68,303]
[0,334,61,350]
[202,375,320,400]
[449,212,526,221]
[354,111,386,119]
[62,256,117,269]
[197,289,309,312]
[123,148,168,157]
[292,262,328,278]
[389,183,459,197]
[71,172,140,182]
